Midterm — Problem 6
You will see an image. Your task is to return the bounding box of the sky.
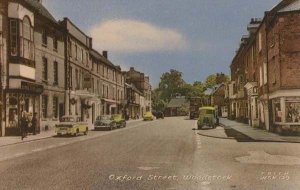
[43,0,280,87]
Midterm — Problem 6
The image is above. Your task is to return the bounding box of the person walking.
[32,113,38,135]
[20,112,27,140]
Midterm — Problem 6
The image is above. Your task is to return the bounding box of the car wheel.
[74,129,79,137]
[123,122,126,128]
[198,125,202,130]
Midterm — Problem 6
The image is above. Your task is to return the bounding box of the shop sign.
[21,82,44,94]
[83,72,91,88]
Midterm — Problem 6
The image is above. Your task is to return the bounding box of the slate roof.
[90,49,121,70]
[24,0,57,23]
[167,97,189,108]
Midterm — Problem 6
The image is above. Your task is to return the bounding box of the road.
[0,117,299,190]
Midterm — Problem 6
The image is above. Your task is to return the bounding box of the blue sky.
[44,0,280,87]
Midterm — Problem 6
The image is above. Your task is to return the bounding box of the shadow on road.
[224,128,255,142]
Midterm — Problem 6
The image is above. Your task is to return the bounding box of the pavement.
[0,117,299,190]
[219,118,300,143]
[0,118,143,147]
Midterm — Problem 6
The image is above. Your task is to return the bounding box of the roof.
[24,0,57,23]
[204,88,213,96]
[167,98,189,108]
[125,83,143,95]
[211,84,225,95]
[279,0,300,12]
[90,49,121,70]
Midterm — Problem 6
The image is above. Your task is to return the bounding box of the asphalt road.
[0,117,299,190]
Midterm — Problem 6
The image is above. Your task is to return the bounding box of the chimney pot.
[103,51,108,59]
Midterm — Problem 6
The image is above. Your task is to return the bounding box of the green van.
[197,107,219,130]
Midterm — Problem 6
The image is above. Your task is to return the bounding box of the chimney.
[36,0,43,3]
[130,67,134,71]
[102,51,108,59]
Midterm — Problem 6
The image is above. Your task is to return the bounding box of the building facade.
[230,0,300,134]
[125,67,152,117]
[0,0,66,136]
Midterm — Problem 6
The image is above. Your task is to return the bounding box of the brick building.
[230,0,300,134]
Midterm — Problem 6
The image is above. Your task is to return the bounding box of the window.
[42,96,48,118]
[263,62,267,84]
[91,78,94,93]
[10,19,18,56]
[53,61,58,85]
[68,42,72,57]
[42,57,48,81]
[102,84,105,97]
[42,28,47,45]
[53,97,58,118]
[258,32,262,52]
[53,37,58,51]
[286,101,300,123]
[69,66,73,88]
[75,69,79,89]
[259,66,263,86]
[75,44,78,60]
[97,80,100,95]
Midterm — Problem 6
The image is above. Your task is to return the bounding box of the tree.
[205,74,217,89]
[158,69,186,101]
[204,73,229,89]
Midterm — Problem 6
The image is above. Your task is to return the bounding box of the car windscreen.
[112,115,122,119]
[199,109,214,115]
[61,117,75,122]
[98,115,111,120]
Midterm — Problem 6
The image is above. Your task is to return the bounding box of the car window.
[61,117,75,122]
[199,109,214,115]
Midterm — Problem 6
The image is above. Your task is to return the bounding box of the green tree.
[158,69,186,101]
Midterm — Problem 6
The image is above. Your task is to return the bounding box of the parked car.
[112,114,126,128]
[143,112,155,121]
[197,107,219,130]
[55,115,89,136]
[155,111,164,119]
[94,115,117,131]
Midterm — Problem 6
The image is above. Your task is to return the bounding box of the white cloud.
[89,19,188,53]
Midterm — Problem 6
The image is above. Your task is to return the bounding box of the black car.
[156,111,164,119]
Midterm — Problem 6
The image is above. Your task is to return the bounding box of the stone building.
[89,49,125,117]
[125,67,152,116]
[0,0,65,136]
[59,18,100,127]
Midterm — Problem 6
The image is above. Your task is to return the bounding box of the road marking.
[32,148,43,152]
[236,151,300,165]
[14,153,26,157]
[138,166,160,171]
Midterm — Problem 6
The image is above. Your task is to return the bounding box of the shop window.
[42,96,48,118]
[274,102,282,122]
[286,102,300,123]
[53,61,58,85]
[10,19,18,56]
[53,97,58,118]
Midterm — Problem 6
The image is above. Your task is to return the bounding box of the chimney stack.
[102,51,108,59]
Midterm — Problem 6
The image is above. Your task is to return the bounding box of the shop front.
[271,96,300,135]
[4,81,43,136]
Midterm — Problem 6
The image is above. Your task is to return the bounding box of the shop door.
[59,103,64,119]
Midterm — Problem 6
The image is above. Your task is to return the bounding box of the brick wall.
[268,13,300,93]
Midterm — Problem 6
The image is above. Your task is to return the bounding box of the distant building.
[124,67,152,117]
[165,96,189,117]
[211,84,228,117]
